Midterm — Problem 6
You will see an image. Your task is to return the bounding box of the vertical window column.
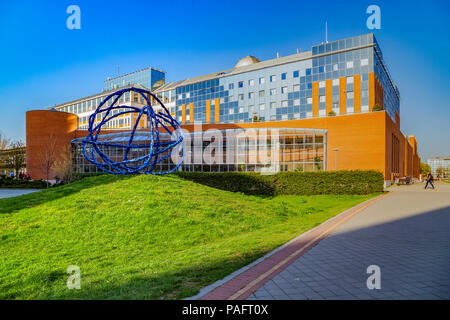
[189,103,194,124]
[215,98,220,123]
[206,100,211,123]
[182,104,186,124]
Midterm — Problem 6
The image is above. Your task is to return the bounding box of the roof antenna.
[325,22,328,43]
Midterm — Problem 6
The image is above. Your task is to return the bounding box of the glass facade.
[154,33,400,124]
[104,67,165,91]
[71,128,327,174]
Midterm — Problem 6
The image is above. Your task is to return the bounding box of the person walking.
[424,172,435,190]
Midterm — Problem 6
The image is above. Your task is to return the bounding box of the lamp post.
[333,147,339,171]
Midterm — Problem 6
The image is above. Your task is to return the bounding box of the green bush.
[0,177,47,189]
[175,170,384,195]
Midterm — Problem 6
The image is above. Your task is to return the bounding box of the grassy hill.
[0,174,378,299]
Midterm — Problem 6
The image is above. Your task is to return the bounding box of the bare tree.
[38,133,58,188]
[5,140,26,177]
[0,133,9,150]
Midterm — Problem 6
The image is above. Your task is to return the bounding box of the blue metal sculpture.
[82,87,184,175]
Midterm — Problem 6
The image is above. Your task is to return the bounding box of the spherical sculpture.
[82,87,184,175]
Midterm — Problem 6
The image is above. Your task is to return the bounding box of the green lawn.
[0,174,378,299]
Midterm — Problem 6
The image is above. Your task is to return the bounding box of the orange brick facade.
[26,110,420,181]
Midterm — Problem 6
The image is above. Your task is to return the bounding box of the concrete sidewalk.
[0,189,41,199]
[246,182,450,300]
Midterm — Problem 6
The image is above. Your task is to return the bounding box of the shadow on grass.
[0,174,135,215]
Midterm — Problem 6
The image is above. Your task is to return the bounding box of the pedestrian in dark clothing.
[424,172,435,189]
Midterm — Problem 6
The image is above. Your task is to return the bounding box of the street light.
[333,148,339,170]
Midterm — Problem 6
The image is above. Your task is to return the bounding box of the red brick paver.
[199,192,393,300]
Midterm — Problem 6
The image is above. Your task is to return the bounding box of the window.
[319,95,326,103]
[294,99,300,106]
[259,77,265,84]
[259,103,265,110]
[347,91,354,99]
[229,83,234,90]
[346,61,354,69]
[248,92,254,99]
[333,64,338,71]
[281,100,288,107]
[306,68,311,75]
[238,94,244,101]
[293,84,300,91]
[229,95,234,101]
[281,73,287,80]
[281,86,288,94]
[347,76,354,84]
[229,109,234,115]
[239,107,244,113]
[238,81,244,88]
[307,97,313,104]
[293,70,299,78]
[361,58,369,66]
[332,79,339,86]
[248,79,254,86]
[319,81,325,88]
[270,88,277,96]
[270,75,277,82]
[259,90,265,97]
[270,102,276,109]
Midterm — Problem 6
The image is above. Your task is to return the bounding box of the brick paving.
[194,182,450,300]
[247,183,450,300]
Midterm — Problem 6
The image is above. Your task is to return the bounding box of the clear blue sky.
[0,0,448,161]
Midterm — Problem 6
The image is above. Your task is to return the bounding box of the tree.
[0,133,9,150]
[372,104,383,111]
[5,141,26,177]
[420,162,431,175]
[436,167,446,177]
[38,133,59,188]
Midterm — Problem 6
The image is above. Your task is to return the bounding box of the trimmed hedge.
[175,170,384,196]
[0,177,47,189]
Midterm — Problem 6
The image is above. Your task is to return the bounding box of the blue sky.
[0,0,448,161]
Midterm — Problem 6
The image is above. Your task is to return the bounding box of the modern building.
[428,157,450,177]
[26,33,420,183]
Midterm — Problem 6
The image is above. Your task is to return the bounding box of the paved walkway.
[196,182,450,300]
[0,189,41,199]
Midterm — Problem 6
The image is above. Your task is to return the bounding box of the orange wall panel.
[354,74,361,113]
[181,104,186,124]
[214,98,220,123]
[339,77,346,114]
[206,100,211,123]
[312,82,319,117]
[325,79,332,115]
[369,72,375,111]
[189,102,194,124]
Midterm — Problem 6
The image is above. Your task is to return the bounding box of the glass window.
[281,100,288,107]
[270,102,276,109]
[270,88,276,96]
[281,86,288,94]
[293,70,299,78]
[270,75,277,82]
[293,84,300,91]
[229,83,234,90]
[361,58,369,66]
[319,81,325,88]
[347,91,354,99]
[248,79,254,86]
[347,76,354,84]
[307,97,313,104]
[259,77,265,84]
[238,81,244,88]
[248,92,254,99]
[259,90,265,97]
[281,73,287,80]
[346,61,354,69]
[259,103,265,110]
[238,94,244,100]
[332,79,339,86]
